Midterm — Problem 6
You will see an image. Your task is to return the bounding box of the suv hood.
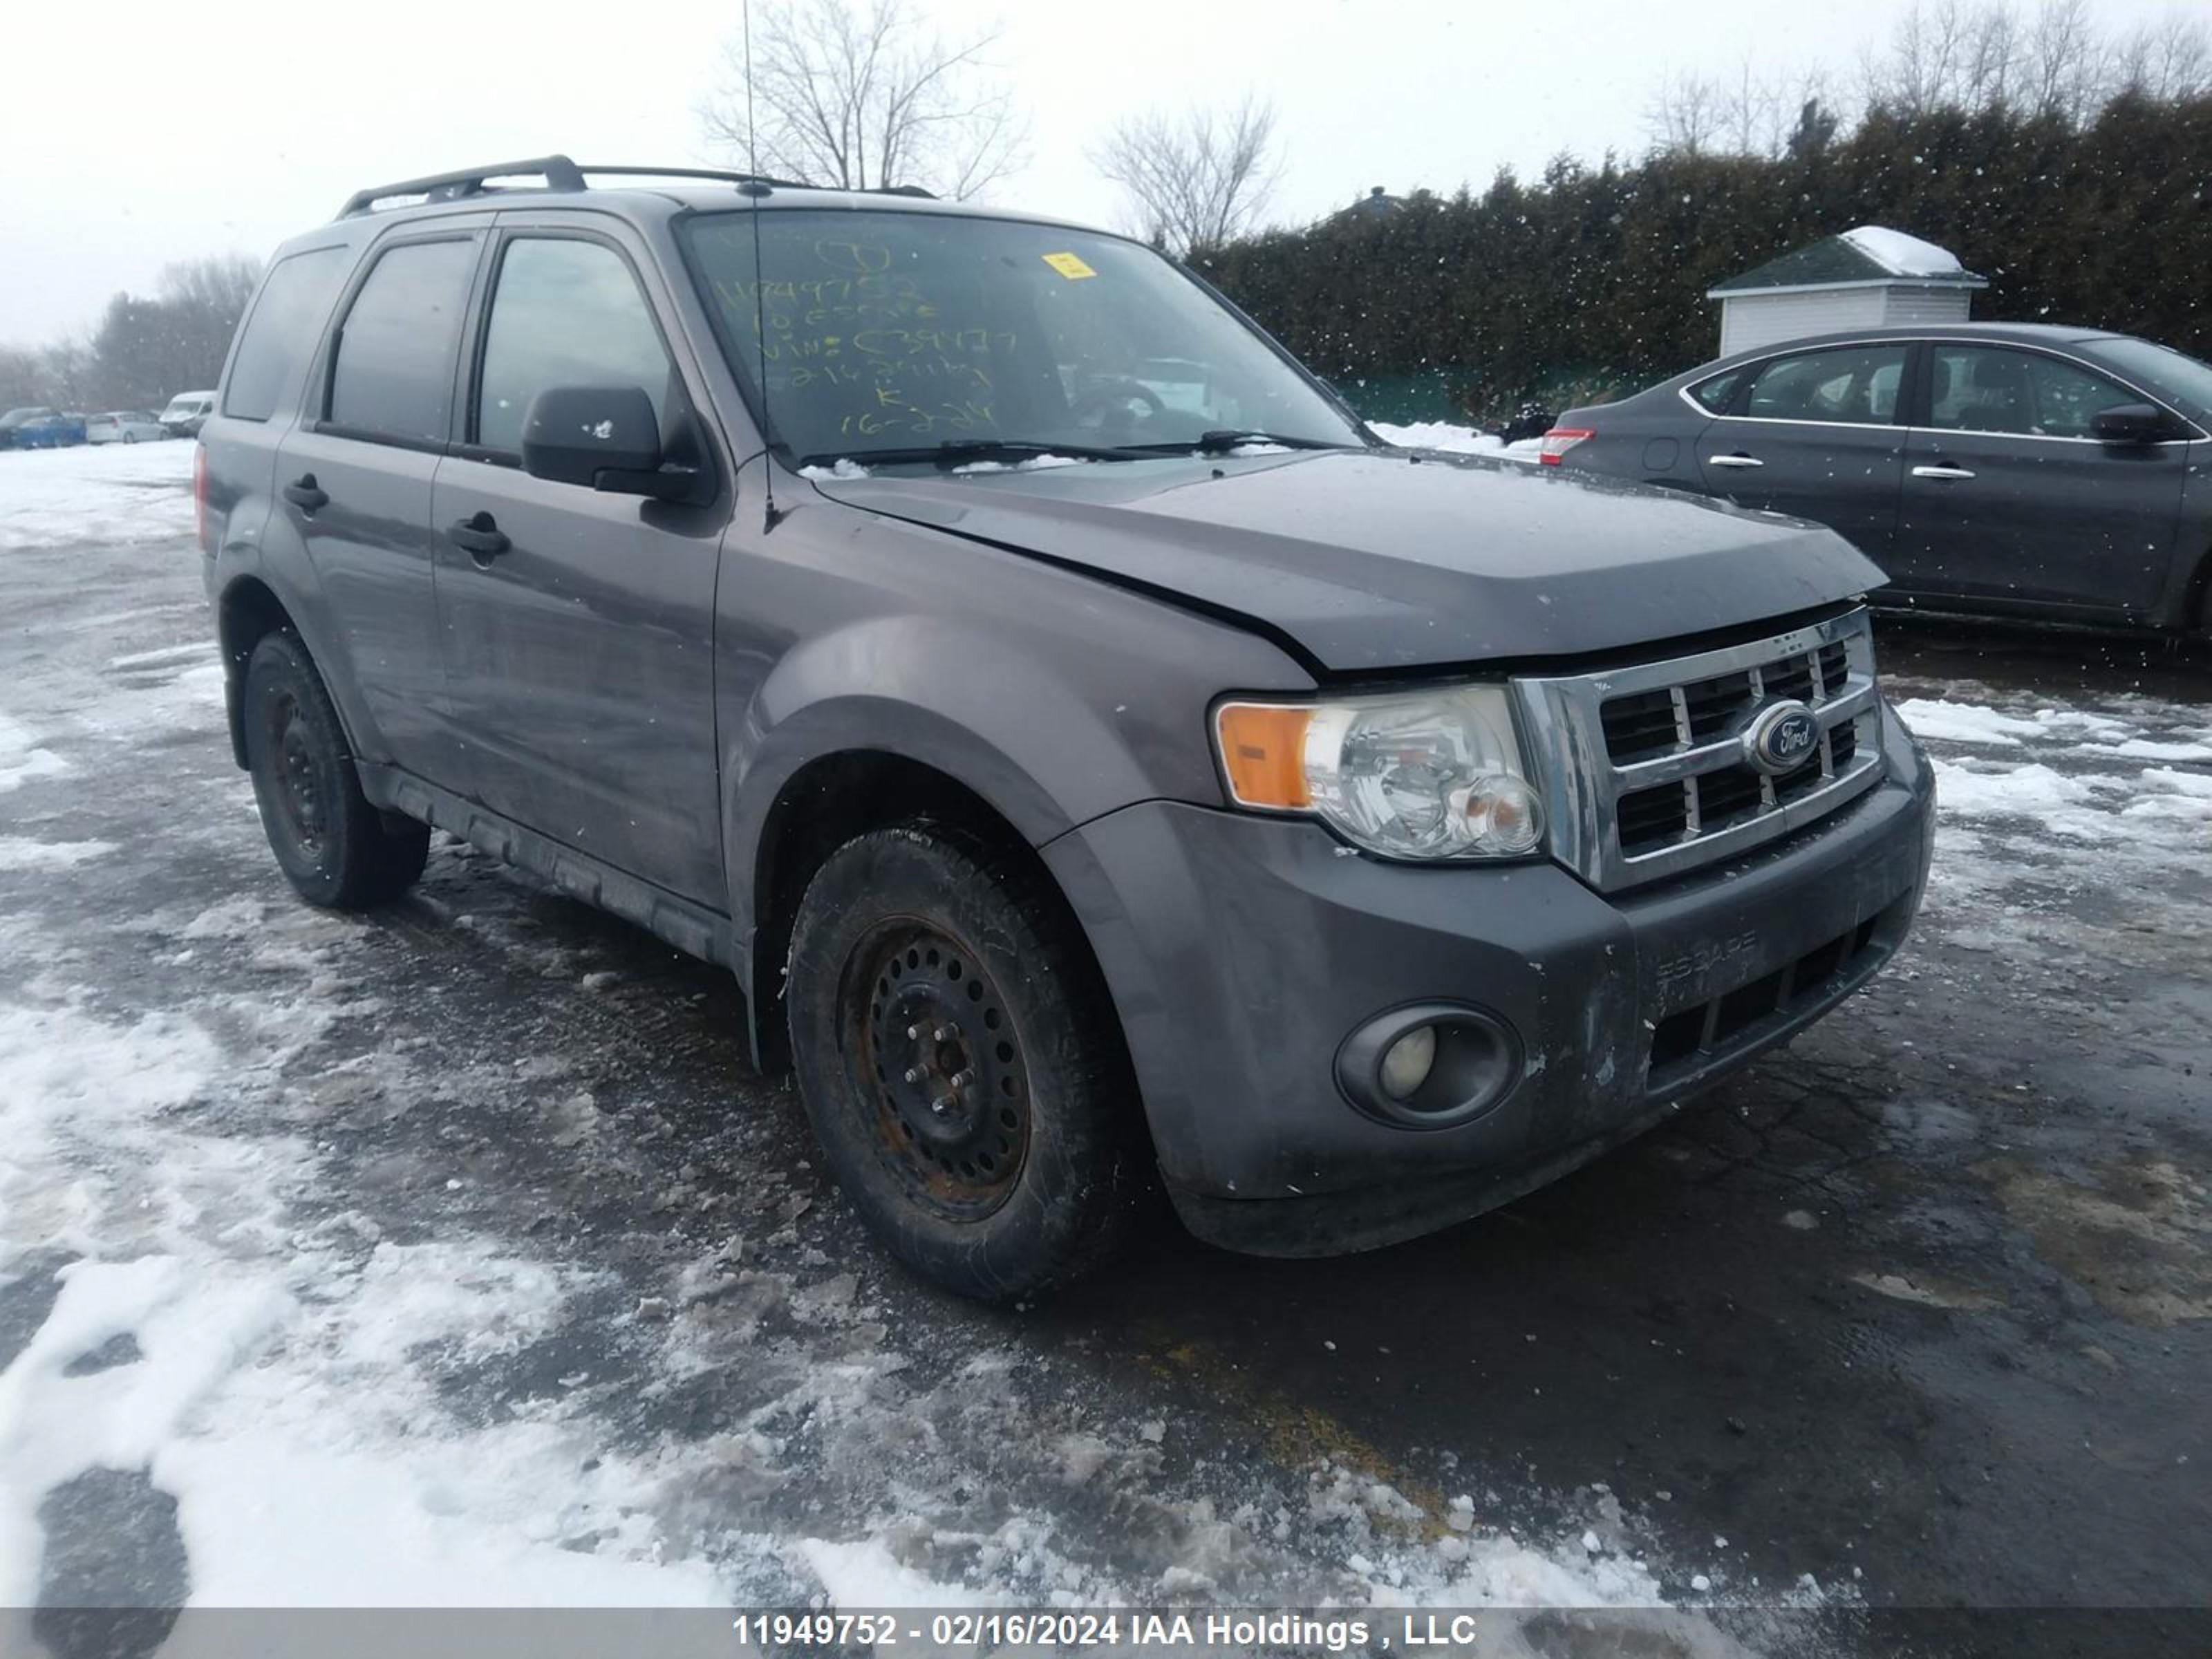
[804,449,1884,673]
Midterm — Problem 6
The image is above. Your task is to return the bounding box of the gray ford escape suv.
[200,157,1935,1299]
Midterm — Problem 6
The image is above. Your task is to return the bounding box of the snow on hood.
[1841,225,1965,277]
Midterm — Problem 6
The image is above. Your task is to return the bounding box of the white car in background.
[86,411,169,444]
[158,391,217,438]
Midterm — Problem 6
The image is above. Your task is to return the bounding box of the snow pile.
[1892,697,2047,747]
[798,458,871,480]
[950,453,1087,474]
[0,440,196,553]
[1370,420,1546,462]
[1841,226,1966,277]
[1891,680,2212,925]
[0,712,68,793]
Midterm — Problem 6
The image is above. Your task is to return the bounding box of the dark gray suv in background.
[1544,323,2212,635]
[200,157,1934,1298]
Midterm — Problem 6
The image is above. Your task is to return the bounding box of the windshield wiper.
[1117,429,1361,455]
[807,438,1134,470]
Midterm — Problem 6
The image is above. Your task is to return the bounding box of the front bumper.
[1043,704,1935,1257]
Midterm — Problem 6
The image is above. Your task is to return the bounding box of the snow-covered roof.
[1839,225,1963,276]
[1708,225,1987,298]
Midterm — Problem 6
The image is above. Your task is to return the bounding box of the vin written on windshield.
[682,208,1362,465]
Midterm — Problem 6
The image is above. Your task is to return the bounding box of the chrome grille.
[1515,608,1883,892]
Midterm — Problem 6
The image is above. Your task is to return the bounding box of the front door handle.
[282,474,328,512]
[449,511,511,561]
[1708,453,1763,469]
[1911,464,1976,480]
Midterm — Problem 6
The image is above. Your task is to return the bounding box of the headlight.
[1213,685,1544,860]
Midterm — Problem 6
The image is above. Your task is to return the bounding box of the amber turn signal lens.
[1215,703,1313,809]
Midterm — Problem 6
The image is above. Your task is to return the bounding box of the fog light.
[1379,1024,1437,1099]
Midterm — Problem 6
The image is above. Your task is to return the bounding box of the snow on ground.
[0,438,195,554]
[1889,677,2212,935]
[0,440,1757,1630]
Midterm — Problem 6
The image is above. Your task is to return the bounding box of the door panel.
[277,231,485,786]
[431,230,727,906]
[1692,341,1911,565]
[274,428,457,777]
[1890,345,2187,615]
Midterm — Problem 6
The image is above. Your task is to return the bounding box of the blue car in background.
[0,407,88,449]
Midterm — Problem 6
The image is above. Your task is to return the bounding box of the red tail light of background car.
[1538,428,1594,467]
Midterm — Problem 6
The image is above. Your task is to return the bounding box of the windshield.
[2091,337,2212,424]
[683,209,1364,466]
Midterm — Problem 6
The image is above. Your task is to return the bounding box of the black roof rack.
[337,155,933,219]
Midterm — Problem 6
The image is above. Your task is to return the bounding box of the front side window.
[2090,337,2212,427]
[1927,346,2131,439]
[223,245,349,422]
[1743,344,1909,425]
[682,209,1363,465]
[327,237,478,444]
[475,238,674,455]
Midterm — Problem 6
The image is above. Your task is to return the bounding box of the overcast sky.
[2,0,2200,349]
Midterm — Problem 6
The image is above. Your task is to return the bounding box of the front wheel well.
[747,751,1094,1077]
[217,577,298,768]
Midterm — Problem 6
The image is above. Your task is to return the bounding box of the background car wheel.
[242,630,429,908]
[786,825,1150,1301]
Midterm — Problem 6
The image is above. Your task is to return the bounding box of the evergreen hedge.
[1197,96,2212,424]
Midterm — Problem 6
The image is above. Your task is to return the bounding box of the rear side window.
[1743,344,1909,426]
[474,238,673,455]
[222,246,349,422]
[327,238,479,445]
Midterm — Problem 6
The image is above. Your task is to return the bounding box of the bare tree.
[1648,61,1834,158]
[1089,96,1281,255]
[698,0,1027,200]
[1862,0,2021,115]
[2021,0,2107,122]
[2112,12,2212,101]
[1644,70,1725,156]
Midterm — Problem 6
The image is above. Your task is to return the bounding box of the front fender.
[722,611,1173,943]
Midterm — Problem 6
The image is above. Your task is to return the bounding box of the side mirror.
[521,385,697,499]
[2090,402,2168,445]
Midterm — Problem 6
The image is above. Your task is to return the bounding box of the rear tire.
[242,631,429,908]
[785,825,1148,1301]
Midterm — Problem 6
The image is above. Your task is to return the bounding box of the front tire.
[242,631,429,908]
[785,826,1148,1300]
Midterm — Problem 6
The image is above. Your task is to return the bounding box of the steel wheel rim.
[263,690,327,858]
[843,919,1031,1221]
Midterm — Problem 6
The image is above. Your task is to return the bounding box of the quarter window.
[1687,368,1744,413]
[475,238,673,456]
[1927,346,2131,439]
[223,246,349,422]
[1743,344,1910,425]
[327,238,479,445]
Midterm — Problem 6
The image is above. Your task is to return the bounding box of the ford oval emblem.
[1743,701,1821,776]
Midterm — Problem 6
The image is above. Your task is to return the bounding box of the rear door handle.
[449,511,511,560]
[282,474,328,512]
[1911,464,1976,480]
[1708,453,1763,469]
